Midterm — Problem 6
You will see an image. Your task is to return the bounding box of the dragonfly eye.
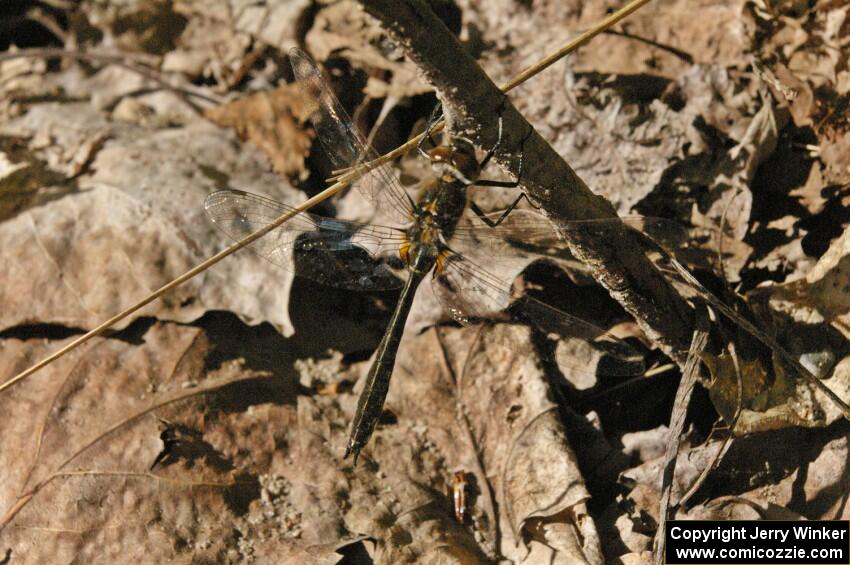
[427,146,451,163]
[450,151,479,182]
[454,143,481,182]
[427,139,480,183]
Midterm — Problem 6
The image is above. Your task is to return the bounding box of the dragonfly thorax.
[427,137,481,185]
[401,211,446,274]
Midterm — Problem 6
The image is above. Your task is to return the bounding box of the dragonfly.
[204,48,649,463]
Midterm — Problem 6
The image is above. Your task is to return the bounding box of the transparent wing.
[204,189,406,291]
[451,210,687,249]
[289,48,415,225]
[450,209,730,277]
[438,209,748,377]
[433,252,645,373]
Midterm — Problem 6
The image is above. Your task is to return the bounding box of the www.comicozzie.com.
[665,520,849,564]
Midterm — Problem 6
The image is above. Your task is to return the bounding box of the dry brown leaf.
[216,323,606,562]
[739,425,850,520]
[680,221,850,434]
[287,351,491,563]
[0,53,55,121]
[600,508,636,557]
[229,0,311,50]
[621,426,669,464]
[7,103,112,178]
[769,226,850,331]
[789,163,829,216]
[0,304,450,559]
[516,59,768,260]
[168,1,252,83]
[749,2,850,185]
[767,63,815,127]
[0,320,292,562]
[0,101,306,335]
[303,1,431,99]
[393,324,601,562]
[205,83,315,177]
[752,228,850,425]
[786,6,847,90]
[0,142,72,224]
[819,128,850,186]
[82,0,188,55]
[462,0,748,84]
[614,422,850,549]
[462,0,757,225]
[704,352,822,433]
[681,492,809,521]
[617,551,655,565]
[597,484,659,559]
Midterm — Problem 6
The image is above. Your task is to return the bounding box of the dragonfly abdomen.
[345,269,427,462]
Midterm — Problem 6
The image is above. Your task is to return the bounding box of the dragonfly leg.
[469,125,541,227]
[469,194,536,227]
[478,111,504,170]
[474,118,533,189]
[417,103,444,159]
[474,178,520,188]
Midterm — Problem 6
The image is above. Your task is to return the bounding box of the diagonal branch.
[356,0,694,360]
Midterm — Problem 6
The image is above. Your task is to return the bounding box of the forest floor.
[1,1,850,563]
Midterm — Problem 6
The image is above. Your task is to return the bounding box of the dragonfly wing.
[449,209,566,263]
[432,253,514,324]
[433,252,644,373]
[536,214,732,282]
[204,189,406,291]
[451,210,732,278]
[451,210,676,252]
[289,48,415,225]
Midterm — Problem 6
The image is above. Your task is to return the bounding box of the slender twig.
[655,317,709,565]
[602,29,694,64]
[35,0,74,10]
[677,335,746,510]
[25,7,68,44]
[0,48,223,107]
[499,0,654,93]
[223,42,269,91]
[1,0,654,394]
[0,47,159,66]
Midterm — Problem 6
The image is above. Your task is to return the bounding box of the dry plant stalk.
[655,317,710,565]
[0,48,223,108]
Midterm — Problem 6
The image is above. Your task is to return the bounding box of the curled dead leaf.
[206,83,315,177]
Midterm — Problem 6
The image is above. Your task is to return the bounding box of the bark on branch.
[356,0,695,359]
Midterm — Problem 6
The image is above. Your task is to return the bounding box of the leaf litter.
[2,0,850,563]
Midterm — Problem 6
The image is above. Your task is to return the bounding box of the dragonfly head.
[427,137,480,185]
